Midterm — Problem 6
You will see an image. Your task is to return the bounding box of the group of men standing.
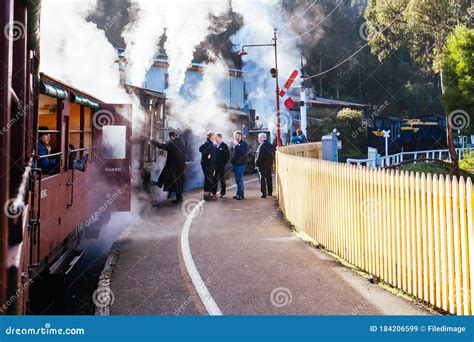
[199,130,249,201]
[200,130,276,201]
[199,131,232,200]
[151,129,275,203]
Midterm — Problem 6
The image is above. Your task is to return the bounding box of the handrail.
[30,167,42,263]
[37,130,59,133]
[68,147,93,153]
[37,151,63,159]
[9,158,33,222]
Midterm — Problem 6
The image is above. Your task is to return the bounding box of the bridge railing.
[277,144,474,315]
[347,147,474,169]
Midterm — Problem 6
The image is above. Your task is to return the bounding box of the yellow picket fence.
[277,143,474,315]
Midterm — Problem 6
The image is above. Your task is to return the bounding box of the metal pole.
[300,57,307,137]
[274,29,281,147]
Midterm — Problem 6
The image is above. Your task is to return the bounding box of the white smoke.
[40,0,126,103]
[122,0,165,88]
[40,0,150,197]
[163,2,228,97]
[122,0,228,96]
[168,56,233,137]
[231,0,302,141]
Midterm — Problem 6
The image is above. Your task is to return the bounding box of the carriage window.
[70,103,81,152]
[38,94,61,174]
[84,107,92,160]
[103,125,126,159]
[70,103,93,162]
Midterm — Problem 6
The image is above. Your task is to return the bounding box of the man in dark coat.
[199,131,217,201]
[255,133,275,198]
[231,130,248,200]
[151,131,186,203]
[212,132,230,197]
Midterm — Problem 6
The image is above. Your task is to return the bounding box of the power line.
[282,0,344,41]
[303,10,406,80]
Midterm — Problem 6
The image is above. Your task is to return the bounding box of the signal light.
[270,68,278,78]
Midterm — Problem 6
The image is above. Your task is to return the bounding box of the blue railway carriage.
[368,115,446,156]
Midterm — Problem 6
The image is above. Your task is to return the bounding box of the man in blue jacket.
[231,130,248,200]
[37,126,58,173]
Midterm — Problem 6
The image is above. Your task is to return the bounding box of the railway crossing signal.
[383,130,390,157]
[279,69,298,97]
[270,68,278,78]
[284,97,295,109]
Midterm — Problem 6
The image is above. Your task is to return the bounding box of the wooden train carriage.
[31,74,132,277]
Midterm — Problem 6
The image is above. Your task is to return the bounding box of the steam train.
[368,115,447,155]
[1,0,132,314]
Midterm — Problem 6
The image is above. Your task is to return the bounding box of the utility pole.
[300,56,307,136]
[238,29,281,146]
[273,29,281,147]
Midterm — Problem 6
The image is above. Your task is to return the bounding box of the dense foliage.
[441,26,474,134]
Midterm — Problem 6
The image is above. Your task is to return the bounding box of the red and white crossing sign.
[279,69,298,97]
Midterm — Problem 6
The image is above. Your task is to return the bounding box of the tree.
[336,108,367,157]
[364,0,470,171]
[441,25,474,135]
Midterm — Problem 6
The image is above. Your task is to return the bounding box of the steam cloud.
[231,0,302,142]
[40,0,317,197]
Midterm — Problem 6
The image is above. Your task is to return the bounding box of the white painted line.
[180,200,222,315]
[226,177,259,190]
[180,177,259,315]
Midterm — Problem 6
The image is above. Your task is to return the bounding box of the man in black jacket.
[199,131,217,201]
[212,132,230,197]
[151,131,186,203]
[231,130,248,200]
[255,133,275,198]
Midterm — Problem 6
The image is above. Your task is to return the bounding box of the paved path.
[109,176,430,315]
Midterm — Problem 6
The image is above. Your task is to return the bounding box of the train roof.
[40,73,104,104]
[125,84,166,99]
[27,0,42,75]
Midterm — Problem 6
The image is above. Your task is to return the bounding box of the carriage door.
[93,104,132,212]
